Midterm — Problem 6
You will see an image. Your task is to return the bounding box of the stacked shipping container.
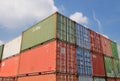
[0,12,120,81]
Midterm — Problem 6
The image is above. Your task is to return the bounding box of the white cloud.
[93,11,103,34]
[0,40,4,45]
[70,12,88,24]
[0,0,58,29]
[58,5,65,14]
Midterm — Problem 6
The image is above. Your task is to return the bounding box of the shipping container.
[116,78,120,81]
[19,40,77,75]
[0,55,20,77]
[2,77,16,81]
[117,45,120,59]
[78,75,93,81]
[111,41,119,59]
[0,45,4,61]
[21,12,76,51]
[17,74,78,81]
[89,29,102,53]
[76,23,90,49]
[113,59,120,77]
[107,78,115,81]
[104,56,115,77]
[2,35,22,59]
[92,52,105,76]
[76,47,92,75]
[93,77,105,81]
[66,44,77,74]
[100,35,112,57]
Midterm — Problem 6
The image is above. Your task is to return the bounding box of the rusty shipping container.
[21,12,76,51]
[76,23,90,49]
[92,52,105,76]
[107,78,115,81]
[18,40,77,75]
[0,55,20,77]
[17,74,78,81]
[89,29,102,53]
[100,35,112,57]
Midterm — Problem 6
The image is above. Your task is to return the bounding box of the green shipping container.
[21,12,76,51]
[111,41,119,59]
[0,45,4,61]
[94,77,105,81]
[113,59,120,77]
[104,56,115,77]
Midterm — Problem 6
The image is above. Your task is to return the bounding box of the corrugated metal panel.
[117,45,120,59]
[104,56,115,77]
[17,74,77,81]
[78,75,93,81]
[76,24,90,49]
[111,41,119,59]
[57,13,67,42]
[92,52,105,76]
[21,13,57,51]
[19,40,77,75]
[76,47,92,75]
[113,59,120,77]
[89,29,102,53]
[93,77,105,81]
[67,44,77,74]
[0,45,4,61]
[100,35,112,57]
[107,78,115,81]
[0,55,20,77]
[2,35,22,59]
[66,18,76,44]
[2,77,15,81]
[21,12,76,51]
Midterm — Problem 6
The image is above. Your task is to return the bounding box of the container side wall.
[76,47,92,75]
[2,35,22,59]
[21,13,57,51]
[76,24,90,49]
[92,52,105,76]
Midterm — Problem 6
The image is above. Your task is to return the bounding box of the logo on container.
[32,26,41,32]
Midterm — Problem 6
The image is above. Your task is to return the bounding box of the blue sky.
[0,0,120,45]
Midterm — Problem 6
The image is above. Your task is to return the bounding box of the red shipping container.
[107,78,115,81]
[67,44,77,74]
[92,52,105,76]
[89,29,102,53]
[0,55,19,77]
[18,40,77,75]
[100,35,112,57]
[116,78,120,81]
[17,74,78,81]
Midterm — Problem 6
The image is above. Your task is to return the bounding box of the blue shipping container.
[76,47,92,75]
[76,23,90,49]
[78,75,93,81]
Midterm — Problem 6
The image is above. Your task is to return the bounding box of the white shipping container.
[2,35,22,59]
[117,45,120,59]
[78,75,93,81]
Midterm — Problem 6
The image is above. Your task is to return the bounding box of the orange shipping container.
[18,40,77,75]
[0,55,20,77]
[100,35,112,57]
[17,74,78,81]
